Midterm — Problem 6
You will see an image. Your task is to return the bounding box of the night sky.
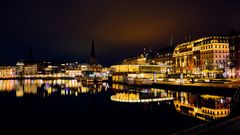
[1,0,240,66]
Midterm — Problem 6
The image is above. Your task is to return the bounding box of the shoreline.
[0,77,75,80]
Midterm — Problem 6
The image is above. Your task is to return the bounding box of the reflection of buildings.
[112,83,128,91]
[111,89,174,103]
[174,92,231,121]
[0,79,109,97]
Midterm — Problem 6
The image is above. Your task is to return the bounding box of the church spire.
[170,33,173,46]
[90,39,96,65]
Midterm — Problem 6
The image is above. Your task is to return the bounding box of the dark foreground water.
[0,80,236,134]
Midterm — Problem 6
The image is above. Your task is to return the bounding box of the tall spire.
[170,33,173,46]
[90,39,96,65]
[149,46,152,53]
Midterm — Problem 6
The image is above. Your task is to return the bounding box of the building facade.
[173,36,230,78]
[0,66,16,78]
[153,46,174,75]
[229,34,240,77]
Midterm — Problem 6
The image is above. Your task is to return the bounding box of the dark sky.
[1,0,240,66]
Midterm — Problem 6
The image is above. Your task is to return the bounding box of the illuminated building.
[229,34,240,78]
[173,36,229,78]
[16,61,24,76]
[173,40,194,75]
[16,61,42,76]
[23,64,38,76]
[153,46,174,74]
[0,66,16,78]
[111,46,163,84]
[111,64,163,84]
[65,62,82,77]
[123,55,148,65]
[122,47,154,65]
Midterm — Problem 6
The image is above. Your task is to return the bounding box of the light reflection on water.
[0,79,109,97]
[111,83,233,122]
[0,80,234,123]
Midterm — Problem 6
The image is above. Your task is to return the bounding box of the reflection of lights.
[169,78,175,81]
[141,89,150,93]
[81,87,89,93]
[61,90,65,95]
[221,99,224,104]
[16,90,24,97]
[75,91,78,96]
[111,96,174,103]
[204,79,210,82]
[0,79,107,97]
[201,95,223,99]
[111,93,173,103]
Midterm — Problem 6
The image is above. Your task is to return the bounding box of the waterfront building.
[0,66,16,78]
[153,46,175,75]
[65,62,82,77]
[111,64,162,84]
[173,36,230,78]
[122,55,147,65]
[229,34,240,78]
[16,61,24,76]
[173,40,195,75]
[23,63,38,76]
[122,47,154,65]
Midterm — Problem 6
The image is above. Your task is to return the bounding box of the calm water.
[0,79,237,134]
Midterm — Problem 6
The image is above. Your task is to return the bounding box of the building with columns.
[173,36,230,78]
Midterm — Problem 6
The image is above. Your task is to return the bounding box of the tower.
[89,39,96,65]
[170,33,173,46]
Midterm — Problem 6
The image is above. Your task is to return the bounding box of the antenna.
[170,33,173,46]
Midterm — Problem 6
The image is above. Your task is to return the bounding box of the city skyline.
[1,0,240,66]
[1,1,240,133]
